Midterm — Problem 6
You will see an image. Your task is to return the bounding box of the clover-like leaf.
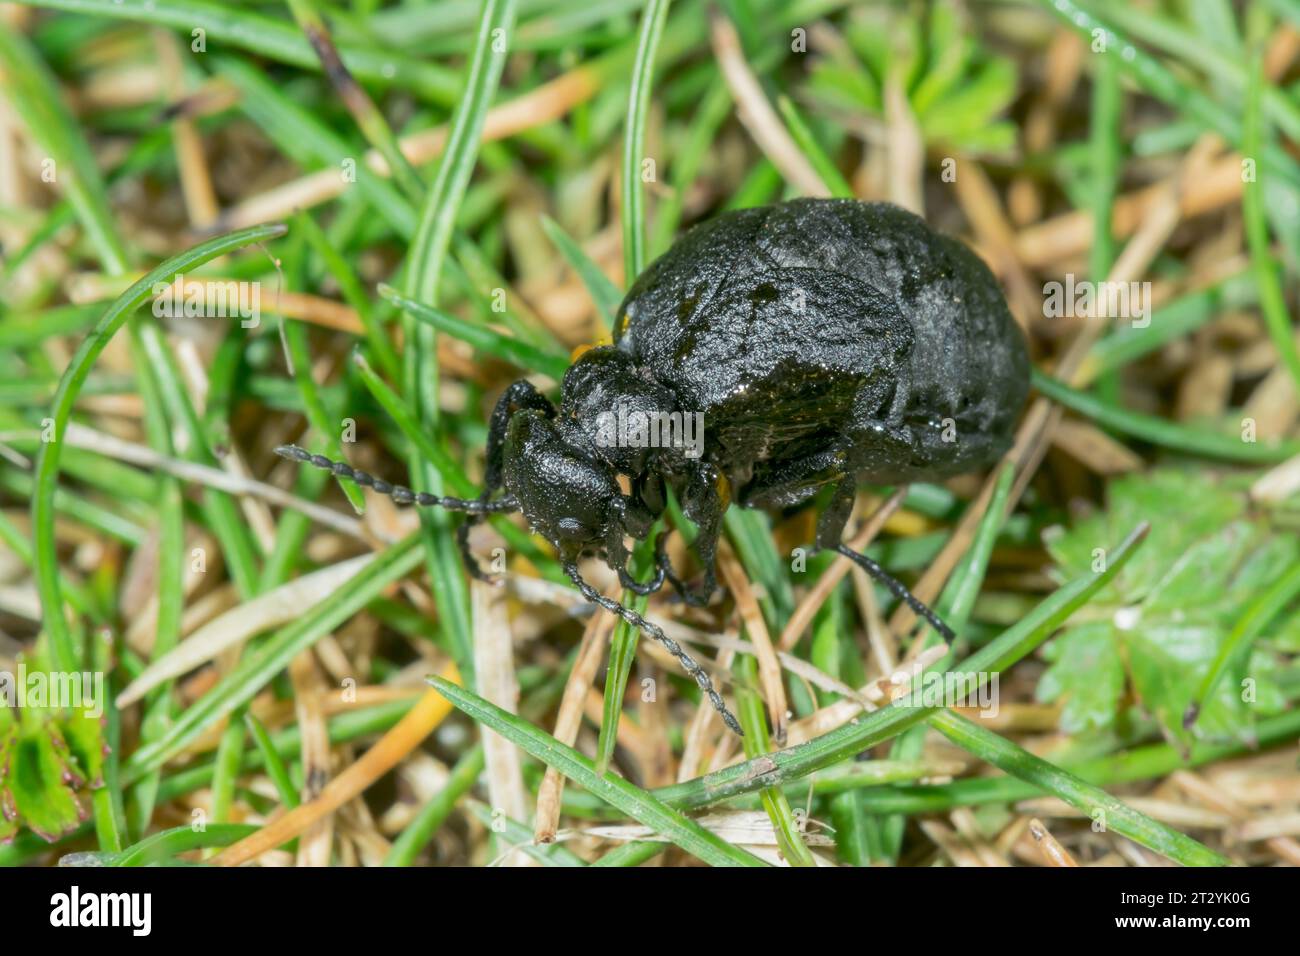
[6,713,88,842]
[0,648,108,843]
[1041,470,1295,749]
[1037,622,1124,734]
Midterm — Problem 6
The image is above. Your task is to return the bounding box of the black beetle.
[278,198,1030,735]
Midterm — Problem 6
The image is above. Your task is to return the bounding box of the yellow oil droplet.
[714,473,732,510]
[569,336,613,363]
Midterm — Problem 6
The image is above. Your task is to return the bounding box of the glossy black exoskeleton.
[279,198,1031,734]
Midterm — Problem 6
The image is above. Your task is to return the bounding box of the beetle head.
[500,408,624,555]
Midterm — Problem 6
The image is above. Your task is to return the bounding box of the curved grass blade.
[112,823,260,866]
[32,224,286,674]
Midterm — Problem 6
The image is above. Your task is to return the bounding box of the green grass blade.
[23,0,459,103]
[384,744,484,866]
[1241,46,1300,400]
[840,708,1300,815]
[123,534,422,778]
[653,523,1148,810]
[380,285,569,380]
[540,215,624,329]
[402,0,519,680]
[1041,0,1300,189]
[1032,368,1300,462]
[0,22,129,273]
[590,841,665,867]
[111,823,260,866]
[930,709,1228,866]
[296,210,402,384]
[428,675,768,867]
[775,95,854,198]
[880,462,1015,859]
[286,0,426,205]
[244,712,300,810]
[31,224,285,674]
[621,0,672,281]
[735,654,817,866]
[1189,562,1300,727]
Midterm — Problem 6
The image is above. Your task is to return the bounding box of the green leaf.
[60,706,107,789]
[1037,622,1125,734]
[6,718,88,842]
[1042,469,1295,747]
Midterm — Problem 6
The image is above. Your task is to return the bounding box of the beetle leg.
[618,562,667,595]
[654,532,699,602]
[607,525,669,595]
[563,561,742,735]
[603,500,667,595]
[672,464,725,606]
[456,519,498,583]
[453,380,555,583]
[816,477,956,643]
[484,379,555,496]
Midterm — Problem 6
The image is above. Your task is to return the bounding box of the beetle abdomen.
[616,198,1029,481]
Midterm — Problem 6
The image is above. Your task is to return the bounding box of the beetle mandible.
[278,198,1031,735]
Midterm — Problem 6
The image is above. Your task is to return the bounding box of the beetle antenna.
[833,544,956,643]
[562,561,743,736]
[275,445,518,514]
